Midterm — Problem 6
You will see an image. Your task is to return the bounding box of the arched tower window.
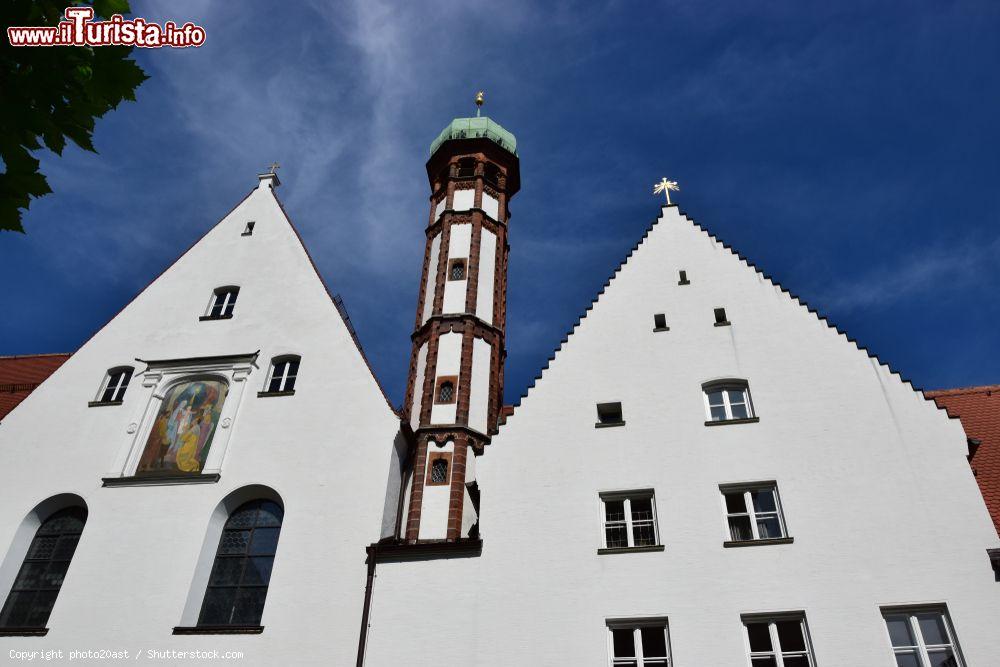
[456,158,476,178]
[436,379,455,404]
[0,506,87,630]
[197,499,283,628]
[430,457,449,484]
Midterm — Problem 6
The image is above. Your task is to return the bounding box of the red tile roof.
[926,385,1000,536]
[0,353,71,421]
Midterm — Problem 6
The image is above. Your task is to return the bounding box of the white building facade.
[1,118,999,667]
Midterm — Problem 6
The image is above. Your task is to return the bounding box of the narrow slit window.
[653,313,668,331]
[678,270,690,285]
[242,221,255,236]
[714,307,730,326]
[596,402,625,427]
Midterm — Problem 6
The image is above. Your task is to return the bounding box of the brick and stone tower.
[400,106,520,542]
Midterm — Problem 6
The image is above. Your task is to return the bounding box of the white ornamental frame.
[106,353,257,481]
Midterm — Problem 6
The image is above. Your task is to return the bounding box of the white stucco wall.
[421,234,440,325]
[429,332,462,425]
[482,192,500,221]
[0,179,400,666]
[468,338,491,435]
[475,229,497,325]
[364,206,1000,666]
[410,341,428,430]
[452,188,474,212]
[442,224,471,314]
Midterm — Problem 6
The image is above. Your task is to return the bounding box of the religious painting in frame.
[137,378,229,476]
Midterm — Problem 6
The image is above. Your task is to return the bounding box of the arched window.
[204,286,239,320]
[94,366,133,404]
[448,259,466,281]
[437,380,455,404]
[703,380,755,423]
[263,355,300,394]
[0,506,87,631]
[197,499,283,628]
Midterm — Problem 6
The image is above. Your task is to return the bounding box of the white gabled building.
[1,115,998,667]
[0,172,403,665]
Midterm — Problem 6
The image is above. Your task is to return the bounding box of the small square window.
[596,402,625,428]
[653,314,669,331]
[678,270,690,285]
[713,307,730,326]
[721,483,789,544]
[881,606,965,667]
[242,221,255,236]
[448,258,467,281]
[425,452,452,486]
[607,619,671,666]
[435,376,458,404]
[742,614,815,666]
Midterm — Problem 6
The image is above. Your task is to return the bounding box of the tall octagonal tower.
[400,112,520,542]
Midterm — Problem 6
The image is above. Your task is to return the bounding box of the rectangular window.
[714,307,730,326]
[265,358,299,393]
[678,270,690,285]
[596,402,625,427]
[608,619,671,666]
[882,607,964,667]
[704,382,754,422]
[241,221,255,236]
[601,491,659,550]
[722,484,787,542]
[743,614,815,666]
[206,287,239,319]
[99,367,133,403]
[653,313,669,331]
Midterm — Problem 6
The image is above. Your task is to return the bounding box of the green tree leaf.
[0,0,147,233]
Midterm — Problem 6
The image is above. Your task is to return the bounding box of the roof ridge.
[504,204,955,426]
[0,353,72,360]
[925,385,1000,397]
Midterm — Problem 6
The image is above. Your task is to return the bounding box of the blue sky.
[3,1,999,406]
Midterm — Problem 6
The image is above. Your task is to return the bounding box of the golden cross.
[653,177,680,206]
[268,162,281,174]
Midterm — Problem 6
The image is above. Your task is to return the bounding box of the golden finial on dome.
[475,90,485,117]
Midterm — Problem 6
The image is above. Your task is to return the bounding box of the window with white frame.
[601,491,659,550]
[263,356,299,394]
[703,380,754,422]
[722,484,787,542]
[743,614,815,667]
[205,286,239,319]
[882,607,964,667]
[608,619,671,666]
[97,366,133,403]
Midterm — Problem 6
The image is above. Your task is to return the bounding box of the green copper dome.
[429,116,517,158]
